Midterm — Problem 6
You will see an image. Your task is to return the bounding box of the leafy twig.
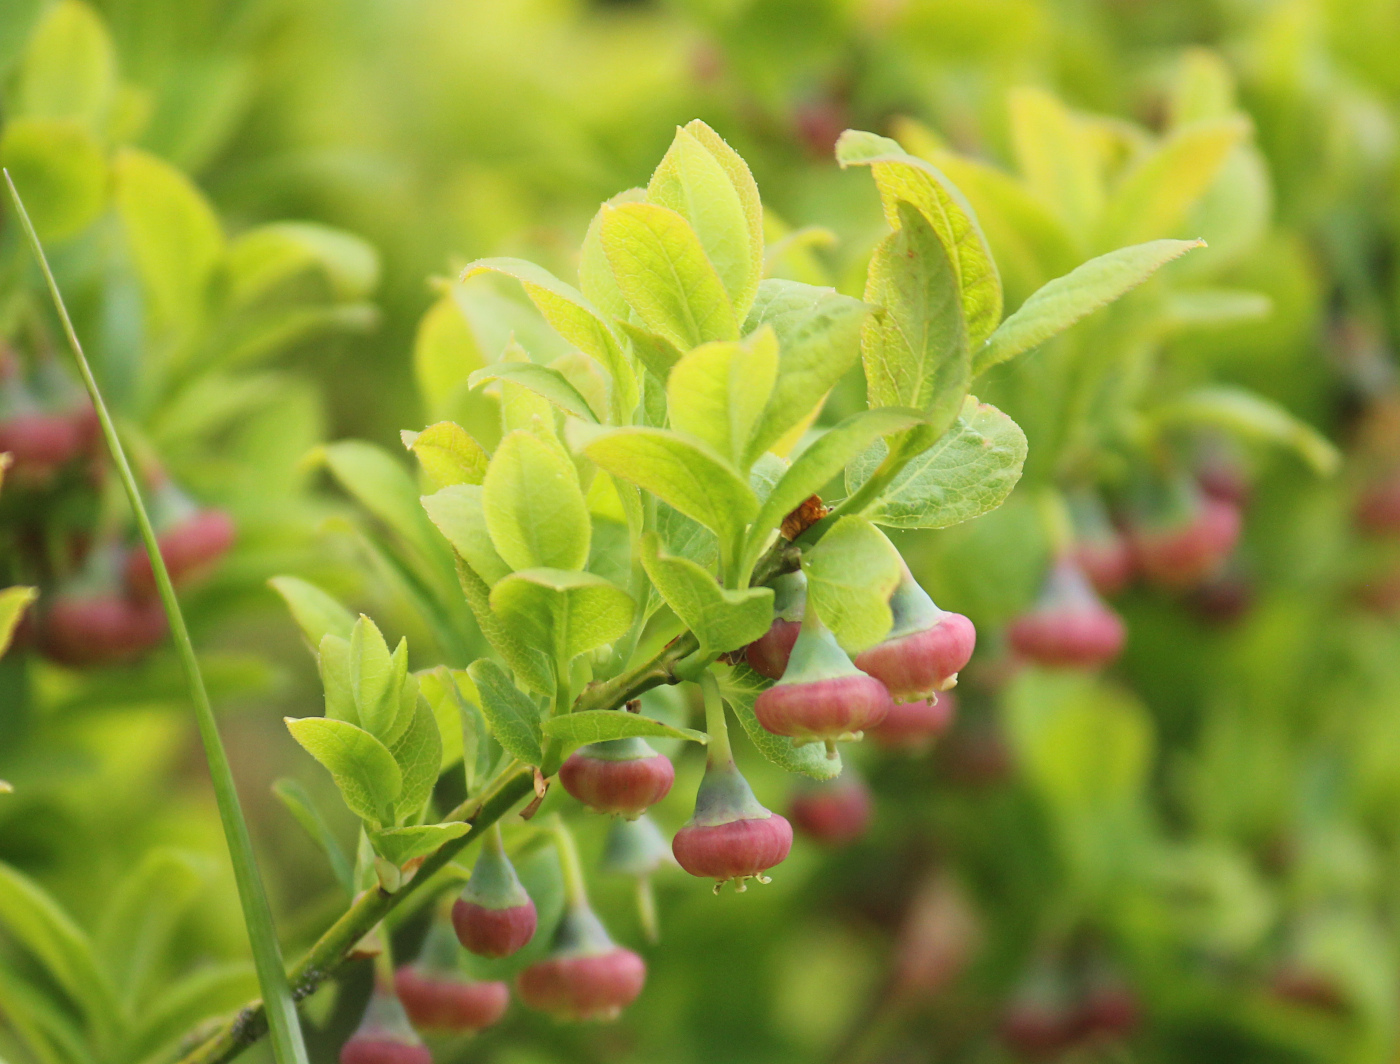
[3,170,312,1064]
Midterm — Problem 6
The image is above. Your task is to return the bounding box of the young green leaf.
[836,130,1001,346]
[0,586,37,658]
[318,634,357,724]
[745,408,921,567]
[1095,118,1247,250]
[466,659,544,765]
[601,201,739,349]
[974,239,1204,376]
[455,557,554,695]
[715,664,842,780]
[640,533,772,655]
[13,0,115,130]
[802,516,902,653]
[349,616,398,740]
[573,424,758,552]
[273,779,355,895]
[388,695,444,821]
[461,257,637,416]
[482,429,591,572]
[0,119,107,242]
[414,294,488,421]
[580,188,646,320]
[1007,87,1104,237]
[285,717,402,825]
[370,823,471,868]
[648,125,758,319]
[863,202,970,438]
[847,399,1028,530]
[113,148,224,339]
[470,362,601,423]
[542,710,708,746]
[1149,386,1339,475]
[616,319,685,381]
[666,329,777,467]
[268,576,355,647]
[422,484,513,585]
[96,848,204,1012]
[741,280,870,464]
[489,568,636,665]
[402,421,490,487]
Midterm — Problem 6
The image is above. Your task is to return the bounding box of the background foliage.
[4,1,1400,1063]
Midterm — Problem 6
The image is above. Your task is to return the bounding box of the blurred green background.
[5,1,1400,1062]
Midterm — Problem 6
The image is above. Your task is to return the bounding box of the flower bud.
[673,756,792,890]
[868,690,955,752]
[123,508,236,599]
[601,814,675,942]
[745,572,806,679]
[853,563,975,701]
[1076,962,1140,1041]
[559,737,674,819]
[1007,557,1125,669]
[452,830,536,959]
[340,984,431,1064]
[393,966,508,1035]
[1355,471,1400,536]
[516,903,646,1021]
[999,955,1079,1060]
[788,772,872,846]
[1126,476,1241,589]
[755,614,892,750]
[0,358,91,488]
[1067,489,1133,596]
[37,592,168,667]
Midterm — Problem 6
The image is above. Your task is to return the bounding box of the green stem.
[550,815,589,909]
[572,631,698,714]
[699,669,732,766]
[4,171,310,1064]
[177,764,535,1064]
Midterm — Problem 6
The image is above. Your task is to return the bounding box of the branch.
[177,766,536,1064]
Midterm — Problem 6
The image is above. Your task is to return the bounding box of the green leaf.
[461,257,637,416]
[114,147,225,339]
[466,659,544,765]
[286,717,403,825]
[490,568,635,664]
[1150,386,1339,475]
[96,848,204,1012]
[268,576,355,648]
[715,664,842,780]
[314,439,458,596]
[640,534,772,655]
[388,695,444,821]
[1162,288,1272,329]
[974,239,1204,376]
[455,556,553,695]
[1096,118,1248,250]
[1007,87,1105,236]
[848,399,1028,530]
[273,778,355,895]
[580,188,645,320]
[836,130,1001,346]
[318,635,357,724]
[746,408,921,566]
[0,586,38,658]
[371,823,471,867]
[348,616,398,740]
[616,319,685,381]
[684,120,765,308]
[863,202,970,438]
[741,280,870,464]
[414,294,488,421]
[0,962,89,1064]
[125,962,259,1064]
[417,666,476,774]
[0,118,107,243]
[573,425,758,551]
[601,201,738,349]
[470,362,601,422]
[648,124,759,319]
[0,861,115,1027]
[666,329,777,466]
[402,421,490,487]
[802,516,902,653]
[13,0,115,131]
[225,221,379,305]
[542,710,708,746]
[482,430,591,572]
[422,484,513,585]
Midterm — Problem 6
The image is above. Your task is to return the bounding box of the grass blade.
[3,169,309,1064]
